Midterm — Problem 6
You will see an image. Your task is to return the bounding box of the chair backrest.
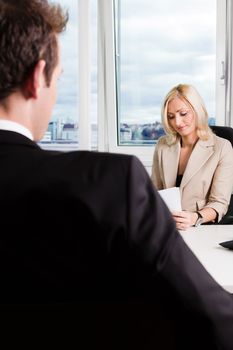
[210,125,233,224]
[210,125,233,146]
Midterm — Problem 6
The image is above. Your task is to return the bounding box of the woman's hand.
[171,211,198,231]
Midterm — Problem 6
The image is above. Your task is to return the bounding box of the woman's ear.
[24,60,46,99]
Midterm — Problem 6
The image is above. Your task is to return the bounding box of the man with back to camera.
[0,0,232,349]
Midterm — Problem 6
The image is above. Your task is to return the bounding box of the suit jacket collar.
[163,135,215,189]
[0,130,40,149]
[181,136,215,189]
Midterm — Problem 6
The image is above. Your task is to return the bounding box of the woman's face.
[167,97,197,138]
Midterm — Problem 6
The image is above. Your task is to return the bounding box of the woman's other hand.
[172,211,198,230]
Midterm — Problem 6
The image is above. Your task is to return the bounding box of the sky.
[52,0,79,123]
[53,0,216,126]
[118,0,216,123]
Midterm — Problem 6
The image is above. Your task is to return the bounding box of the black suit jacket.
[0,130,232,349]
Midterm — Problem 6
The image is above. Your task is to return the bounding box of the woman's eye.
[168,115,174,120]
[180,112,187,117]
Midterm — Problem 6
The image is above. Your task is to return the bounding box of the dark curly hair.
[0,0,68,101]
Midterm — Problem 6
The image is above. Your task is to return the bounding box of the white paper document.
[158,187,182,212]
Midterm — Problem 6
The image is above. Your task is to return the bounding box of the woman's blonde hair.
[162,84,213,144]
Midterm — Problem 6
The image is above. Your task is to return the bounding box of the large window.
[40,0,78,147]
[40,0,98,151]
[115,0,217,146]
[39,0,231,170]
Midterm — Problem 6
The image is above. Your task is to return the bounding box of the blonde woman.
[151,84,233,230]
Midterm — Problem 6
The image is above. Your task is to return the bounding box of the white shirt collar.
[0,120,33,141]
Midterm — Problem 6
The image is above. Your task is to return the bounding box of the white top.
[0,120,33,140]
[179,225,233,293]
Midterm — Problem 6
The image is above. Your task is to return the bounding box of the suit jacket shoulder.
[156,135,170,148]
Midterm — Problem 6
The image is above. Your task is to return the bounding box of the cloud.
[117,0,216,122]
[54,0,217,126]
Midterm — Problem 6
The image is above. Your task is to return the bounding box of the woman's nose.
[174,115,183,127]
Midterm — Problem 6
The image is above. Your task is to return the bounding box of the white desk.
[179,225,233,293]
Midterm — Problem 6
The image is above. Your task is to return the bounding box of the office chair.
[210,125,233,224]
[210,125,233,146]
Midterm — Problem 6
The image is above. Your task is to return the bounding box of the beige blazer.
[151,134,233,221]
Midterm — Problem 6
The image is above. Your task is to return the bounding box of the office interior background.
[39,0,233,173]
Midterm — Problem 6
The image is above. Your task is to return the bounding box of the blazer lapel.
[163,141,180,188]
[180,136,215,190]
